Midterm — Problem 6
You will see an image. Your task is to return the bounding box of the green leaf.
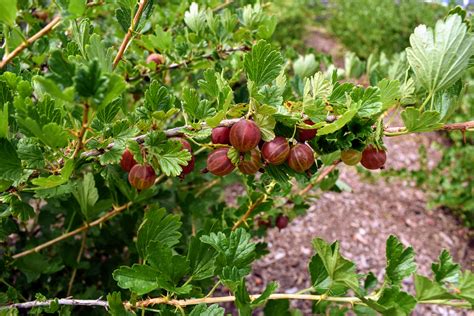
[414,274,455,301]
[16,141,44,169]
[72,173,99,220]
[97,98,121,124]
[146,241,189,284]
[366,287,417,316]
[99,74,126,108]
[0,138,22,181]
[86,34,114,73]
[112,264,161,295]
[310,238,359,295]
[68,0,86,17]
[182,87,216,121]
[385,235,417,285]
[200,228,256,269]
[244,40,284,88]
[235,280,252,316]
[317,109,357,136]
[184,2,206,33]
[190,304,225,316]
[15,253,64,283]
[0,0,17,26]
[107,292,133,316]
[33,76,74,102]
[431,250,460,284]
[41,123,69,148]
[48,50,76,87]
[251,281,278,307]
[458,271,474,305]
[351,86,382,118]
[145,81,171,112]
[74,60,106,99]
[187,236,217,281]
[406,14,474,94]
[9,200,34,221]
[32,159,74,189]
[115,7,130,33]
[155,142,192,177]
[294,54,318,78]
[0,103,8,138]
[401,107,443,133]
[378,79,401,110]
[432,80,464,122]
[136,207,182,259]
[263,300,291,316]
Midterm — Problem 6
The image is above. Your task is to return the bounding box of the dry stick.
[299,160,341,196]
[2,295,469,311]
[0,16,62,68]
[112,0,148,69]
[72,103,90,159]
[12,202,132,260]
[66,231,87,297]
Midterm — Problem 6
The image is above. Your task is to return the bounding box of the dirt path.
[248,31,473,315]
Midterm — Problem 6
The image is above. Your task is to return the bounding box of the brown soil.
[246,30,473,315]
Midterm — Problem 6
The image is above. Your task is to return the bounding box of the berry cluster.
[206,119,316,176]
[119,118,387,190]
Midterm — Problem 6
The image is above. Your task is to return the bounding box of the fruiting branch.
[0,16,62,69]
[112,0,148,69]
[11,202,133,259]
[2,293,470,311]
[81,120,474,159]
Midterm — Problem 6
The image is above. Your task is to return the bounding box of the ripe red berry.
[128,164,156,190]
[238,149,262,175]
[287,143,314,172]
[298,119,317,142]
[172,138,195,177]
[229,119,261,152]
[360,145,387,170]
[207,148,235,176]
[341,149,362,166]
[120,149,137,172]
[211,126,231,145]
[146,53,165,65]
[275,214,289,230]
[261,136,290,165]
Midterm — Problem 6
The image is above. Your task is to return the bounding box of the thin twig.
[12,202,132,259]
[72,103,90,159]
[384,120,474,136]
[66,231,87,296]
[1,294,470,311]
[0,16,62,69]
[162,46,249,72]
[232,194,267,231]
[1,298,109,310]
[113,0,148,69]
[299,160,341,196]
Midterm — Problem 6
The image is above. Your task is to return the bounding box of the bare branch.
[0,16,62,69]
[0,298,108,310]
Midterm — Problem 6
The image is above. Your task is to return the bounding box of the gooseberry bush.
[0,1,473,315]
